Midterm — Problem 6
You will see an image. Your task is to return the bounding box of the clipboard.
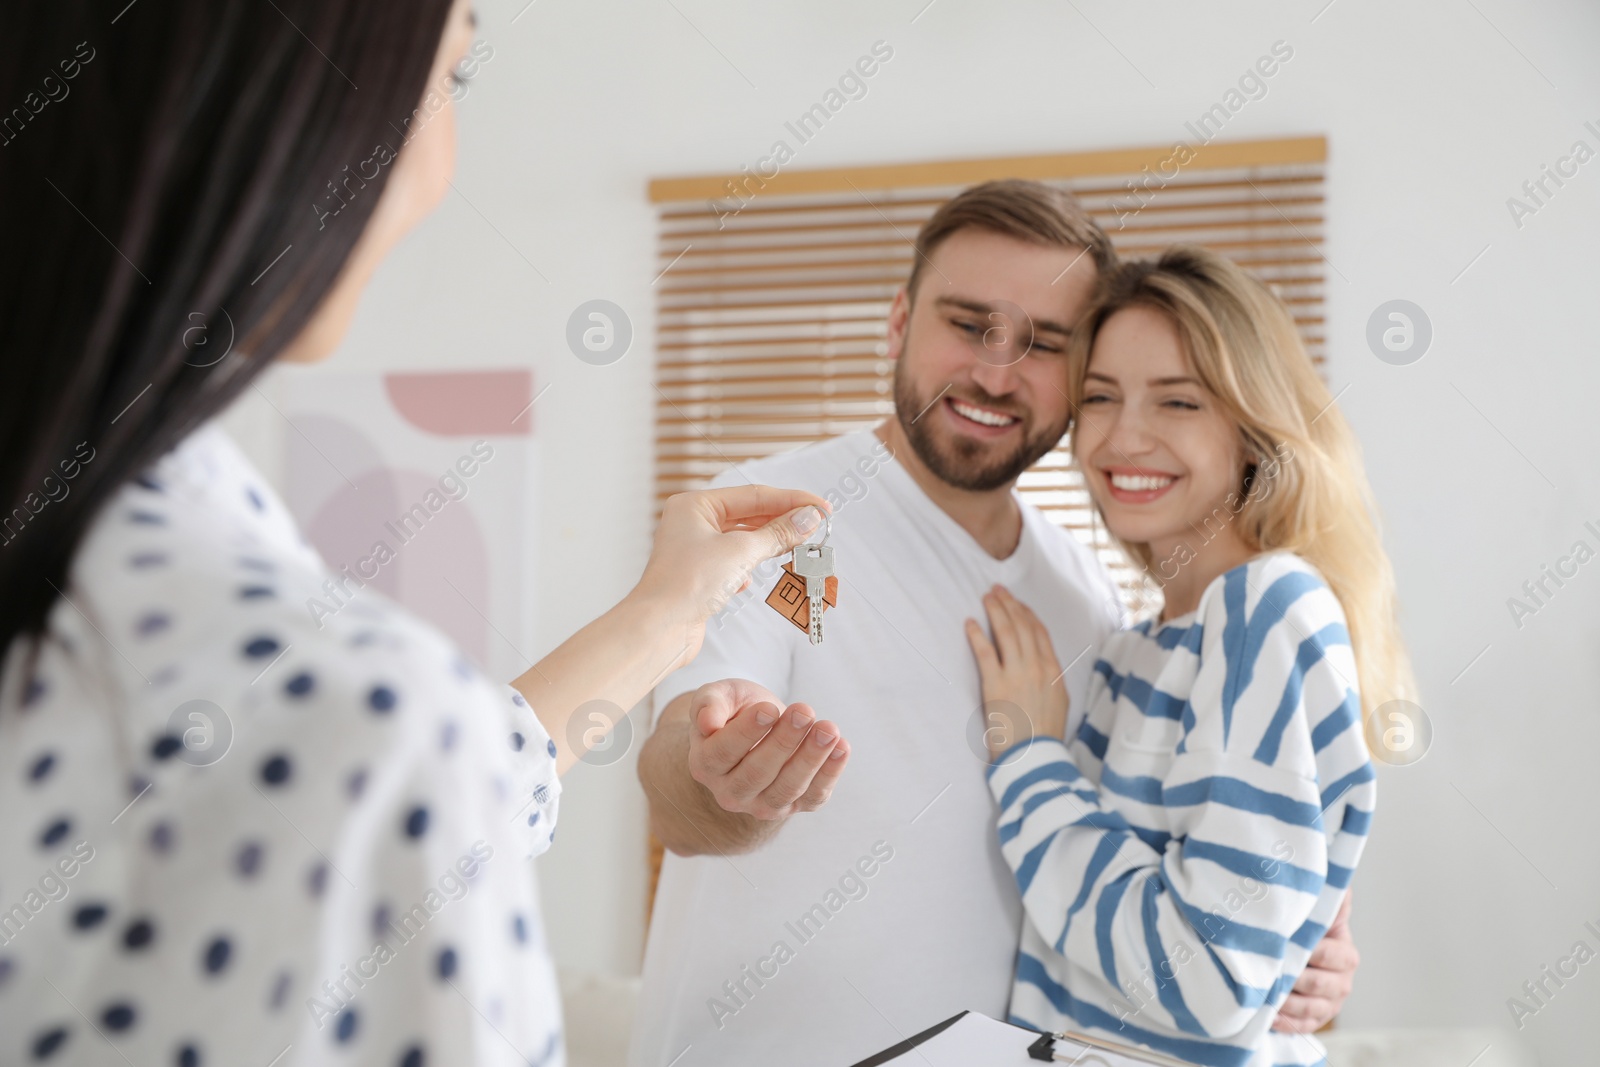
[847,1011,973,1067]
[848,1010,1195,1067]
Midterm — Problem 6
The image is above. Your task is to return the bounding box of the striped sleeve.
[989,556,1376,1044]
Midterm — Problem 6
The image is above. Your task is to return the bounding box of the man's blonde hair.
[906,179,1116,301]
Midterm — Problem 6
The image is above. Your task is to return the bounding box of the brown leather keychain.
[766,517,836,643]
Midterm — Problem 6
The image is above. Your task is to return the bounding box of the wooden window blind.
[648,135,1326,616]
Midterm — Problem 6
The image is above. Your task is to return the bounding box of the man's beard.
[892,358,1069,493]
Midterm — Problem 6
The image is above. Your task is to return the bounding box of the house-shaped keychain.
[765,560,838,635]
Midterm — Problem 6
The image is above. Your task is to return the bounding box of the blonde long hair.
[1066,245,1417,717]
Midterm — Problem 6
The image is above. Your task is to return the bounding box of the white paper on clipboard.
[887,1012,1037,1065]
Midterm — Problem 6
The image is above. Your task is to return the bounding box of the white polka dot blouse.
[0,421,565,1067]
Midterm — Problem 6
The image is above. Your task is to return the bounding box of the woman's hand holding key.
[687,679,850,821]
[632,486,833,674]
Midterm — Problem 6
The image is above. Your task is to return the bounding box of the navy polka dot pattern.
[39,818,71,848]
[259,755,292,786]
[31,1028,68,1059]
[404,806,430,839]
[122,919,155,950]
[27,752,56,782]
[21,677,47,707]
[203,936,232,975]
[268,970,291,1010]
[0,422,563,1064]
[242,636,279,659]
[136,612,171,637]
[101,1002,136,1030]
[235,841,264,878]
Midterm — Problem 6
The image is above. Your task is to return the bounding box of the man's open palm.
[686,679,850,821]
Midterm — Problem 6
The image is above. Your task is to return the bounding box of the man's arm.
[638,679,849,857]
[1272,890,1360,1033]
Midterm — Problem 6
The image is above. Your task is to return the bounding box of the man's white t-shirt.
[629,429,1125,1067]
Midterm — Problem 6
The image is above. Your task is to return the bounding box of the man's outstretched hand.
[687,678,850,821]
[1272,891,1359,1033]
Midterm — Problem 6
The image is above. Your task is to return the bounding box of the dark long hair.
[0,0,455,669]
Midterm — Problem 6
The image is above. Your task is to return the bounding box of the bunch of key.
[765,518,837,644]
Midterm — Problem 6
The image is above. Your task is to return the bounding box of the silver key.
[792,542,834,645]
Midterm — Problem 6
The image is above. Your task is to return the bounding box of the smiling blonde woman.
[967,245,1416,1067]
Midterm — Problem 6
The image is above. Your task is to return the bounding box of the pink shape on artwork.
[293,418,493,670]
[385,369,535,437]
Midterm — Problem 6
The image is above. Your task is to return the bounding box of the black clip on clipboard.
[1027,1028,1197,1065]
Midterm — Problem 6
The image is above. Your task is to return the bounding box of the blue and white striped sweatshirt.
[988,552,1376,1067]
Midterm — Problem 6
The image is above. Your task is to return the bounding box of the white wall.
[223,1,1600,1062]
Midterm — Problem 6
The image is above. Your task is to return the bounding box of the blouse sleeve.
[987,557,1376,1041]
[500,682,564,857]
